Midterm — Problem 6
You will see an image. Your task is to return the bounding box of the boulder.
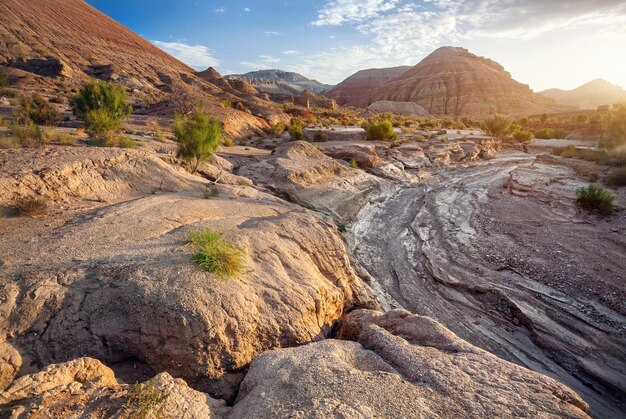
[231,309,590,418]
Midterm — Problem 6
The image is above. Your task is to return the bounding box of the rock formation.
[367,100,433,117]
[226,69,333,95]
[539,79,626,109]
[325,66,411,106]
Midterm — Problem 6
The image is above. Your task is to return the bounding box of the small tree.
[173,110,222,173]
[71,81,132,140]
[482,115,512,139]
[171,83,203,117]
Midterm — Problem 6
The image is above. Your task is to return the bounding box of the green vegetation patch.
[576,185,614,215]
[189,228,245,278]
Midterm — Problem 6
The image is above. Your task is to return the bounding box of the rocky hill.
[325,66,411,106]
[332,47,567,117]
[226,69,332,95]
[539,79,626,109]
[0,0,195,91]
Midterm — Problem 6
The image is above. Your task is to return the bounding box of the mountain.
[332,47,565,117]
[0,0,198,92]
[539,79,626,109]
[225,70,333,95]
[325,66,411,106]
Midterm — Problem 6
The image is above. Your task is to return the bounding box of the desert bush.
[221,99,232,108]
[512,129,534,143]
[289,121,303,141]
[366,120,397,142]
[189,228,244,278]
[171,83,202,117]
[576,185,614,215]
[12,196,47,216]
[533,127,556,139]
[313,131,328,142]
[235,102,251,114]
[601,103,626,150]
[415,134,427,143]
[48,96,66,104]
[605,167,626,187]
[118,136,138,149]
[350,158,358,169]
[125,377,169,419]
[15,94,61,125]
[223,137,235,147]
[271,122,286,136]
[0,137,19,149]
[9,121,46,147]
[203,187,220,199]
[482,115,512,138]
[71,81,132,140]
[0,88,17,98]
[173,110,222,173]
[52,131,77,146]
[0,74,8,87]
[336,223,347,233]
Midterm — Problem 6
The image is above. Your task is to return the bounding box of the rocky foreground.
[0,135,622,417]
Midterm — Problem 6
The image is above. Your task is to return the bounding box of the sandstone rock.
[323,143,383,168]
[231,309,589,418]
[225,70,332,95]
[1,192,376,396]
[0,359,227,418]
[325,66,411,106]
[238,141,383,221]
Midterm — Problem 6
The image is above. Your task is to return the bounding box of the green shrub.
[221,99,232,108]
[189,228,244,278]
[366,120,397,141]
[605,167,626,187]
[482,115,512,138]
[203,187,220,199]
[271,122,286,136]
[118,136,138,149]
[289,121,303,141]
[350,158,358,169]
[0,74,8,87]
[9,121,46,147]
[13,196,47,216]
[512,129,533,143]
[15,94,61,125]
[576,185,614,215]
[534,128,556,139]
[125,377,169,419]
[71,81,132,139]
[336,223,347,233]
[52,131,77,146]
[313,131,328,142]
[0,137,19,149]
[173,110,222,173]
[223,137,235,147]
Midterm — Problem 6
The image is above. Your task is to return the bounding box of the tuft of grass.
[203,187,220,199]
[13,196,48,216]
[605,167,626,188]
[0,137,20,149]
[336,223,347,233]
[576,185,614,215]
[350,158,358,169]
[189,228,244,278]
[118,136,138,149]
[125,377,169,419]
[53,131,77,146]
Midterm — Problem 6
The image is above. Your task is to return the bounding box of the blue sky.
[86,0,626,90]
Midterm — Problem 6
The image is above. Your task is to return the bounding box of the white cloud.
[264,31,280,36]
[305,0,626,84]
[312,0,399,26]
[214,7,225,13]
[152,41,220,70]
[244,7,251,12]
[283,50,300,55]
[241,55,281,69]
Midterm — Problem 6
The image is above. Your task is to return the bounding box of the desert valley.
[0,0,625,418]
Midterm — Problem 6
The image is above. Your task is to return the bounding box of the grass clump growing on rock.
[576,185,614,215]
[189,228,244,278]
[124,377,169,419]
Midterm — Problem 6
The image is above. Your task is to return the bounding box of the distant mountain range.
[326,47,567,117]
[225,70,333,95]
[539,79,626,109]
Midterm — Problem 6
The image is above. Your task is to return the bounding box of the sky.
[85,0,626,91]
